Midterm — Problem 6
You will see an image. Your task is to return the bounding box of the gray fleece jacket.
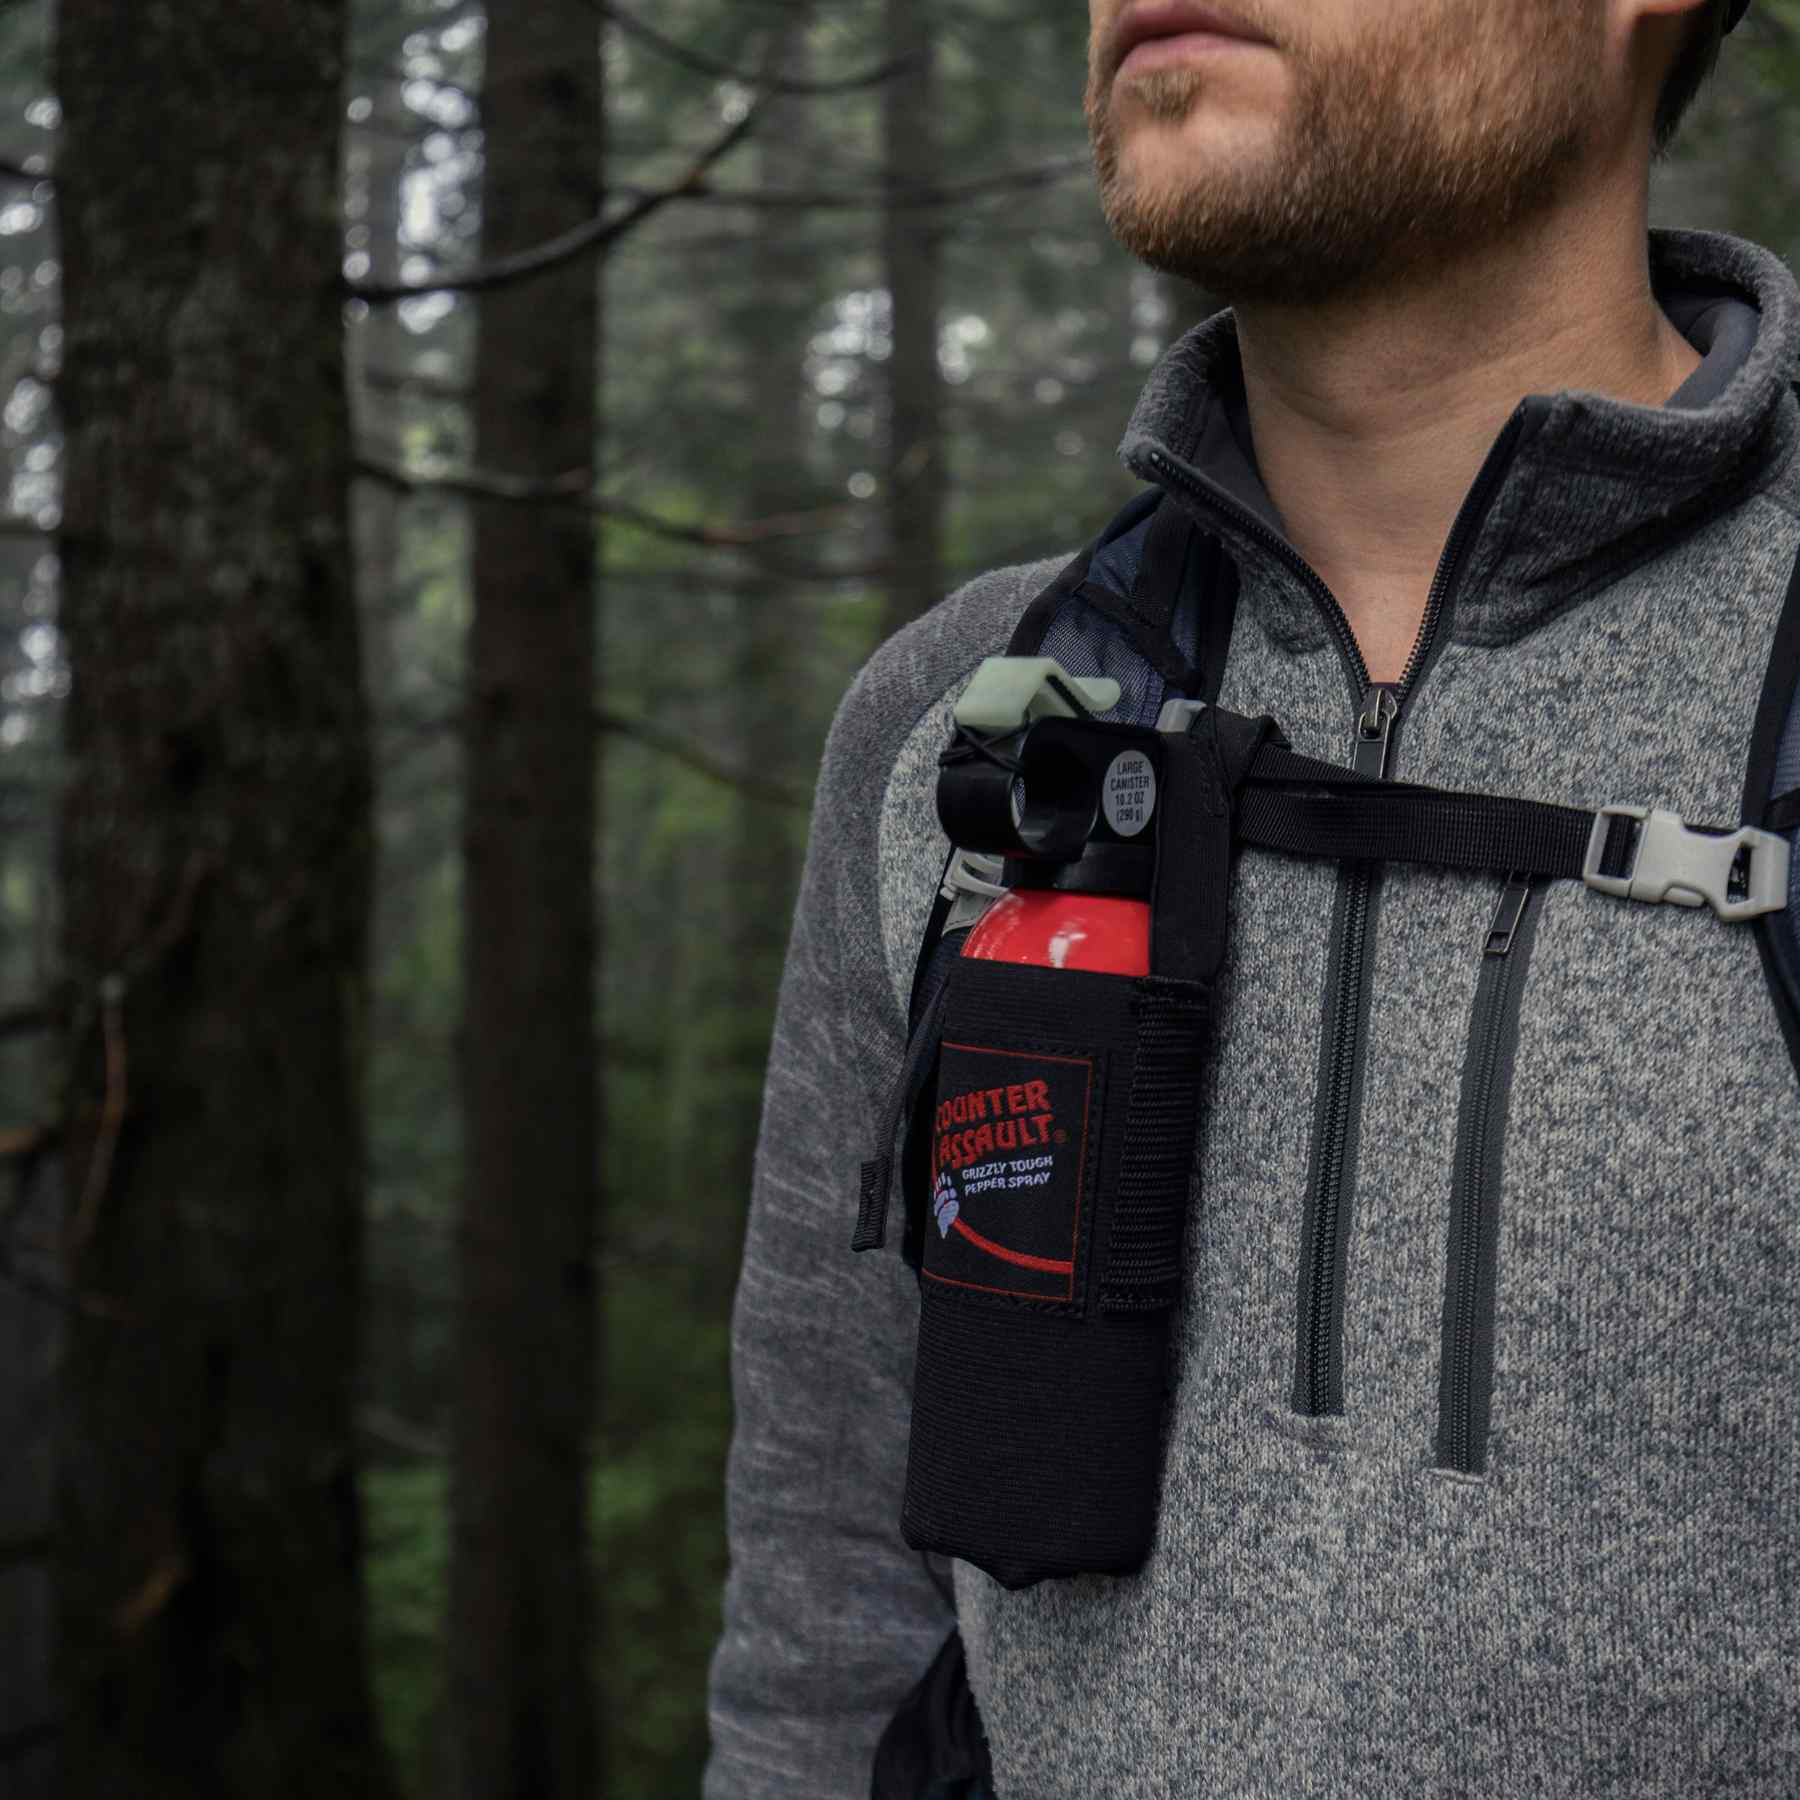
[702,225,1800,1799]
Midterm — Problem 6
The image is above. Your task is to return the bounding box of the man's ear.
[1619,0,1719,136]
[1624,0,1718,55]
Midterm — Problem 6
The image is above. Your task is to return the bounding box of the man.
[706,0,1800,1793]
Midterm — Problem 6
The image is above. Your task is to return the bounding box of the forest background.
[0,1,1794,1796]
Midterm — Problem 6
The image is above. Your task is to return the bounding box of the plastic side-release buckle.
[1582,805,1789,921]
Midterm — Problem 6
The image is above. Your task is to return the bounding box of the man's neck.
[1232,186,1704,686]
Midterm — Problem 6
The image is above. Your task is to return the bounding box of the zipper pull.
[1484,873,1532,957]
[1352,683,1398,779]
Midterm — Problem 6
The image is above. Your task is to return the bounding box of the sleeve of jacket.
[700,638,960,1800]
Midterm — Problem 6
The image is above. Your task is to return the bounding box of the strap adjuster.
[1582,805,1789,921]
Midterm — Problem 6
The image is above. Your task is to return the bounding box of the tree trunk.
[0,1145,56,1800]
[0,778,57,1800]
[348,71,431,1450]
[52,3,395,1795]
[450,6,601,1796]
[708,1,819,1300]
[879,0,948,642]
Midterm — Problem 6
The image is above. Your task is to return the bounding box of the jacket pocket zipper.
[1436,873,1546,1475]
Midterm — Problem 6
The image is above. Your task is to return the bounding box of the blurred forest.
[0,0,1793,1795]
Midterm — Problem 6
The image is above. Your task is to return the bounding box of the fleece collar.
[1115,228,1800,656]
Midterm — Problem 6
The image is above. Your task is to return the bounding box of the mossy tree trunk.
[52,2,396,1794]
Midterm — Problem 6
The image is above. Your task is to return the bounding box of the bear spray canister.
[890,660,1234,1589]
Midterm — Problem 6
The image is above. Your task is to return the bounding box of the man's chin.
[1097,203,1375,310]
[1098,112,1278,206]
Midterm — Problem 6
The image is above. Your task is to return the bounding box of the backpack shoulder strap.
[1743,389,1800,1087]
[1064,487,1234,695]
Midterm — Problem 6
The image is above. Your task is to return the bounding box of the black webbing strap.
[1237,738,1602,881]
[1192,532,1241,705]
[1153,709,1282,978]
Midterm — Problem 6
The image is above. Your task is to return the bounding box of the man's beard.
[1083,1,1610,308]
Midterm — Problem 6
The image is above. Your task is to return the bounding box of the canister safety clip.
[952,657,1121,732]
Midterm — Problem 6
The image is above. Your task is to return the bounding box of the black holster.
[895,707,1279,1590]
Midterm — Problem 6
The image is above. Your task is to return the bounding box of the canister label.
[924,1039,1095,1304]
[1102,750,1156,837]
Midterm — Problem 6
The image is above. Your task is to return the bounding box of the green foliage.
[361,1291,734,1800]
[599,1290,734,1800]
[362,1463,451,1797]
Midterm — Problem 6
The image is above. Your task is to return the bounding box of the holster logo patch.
[923,1040,1094,1303]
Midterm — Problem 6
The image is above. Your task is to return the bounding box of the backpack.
[859,444,1800,1796]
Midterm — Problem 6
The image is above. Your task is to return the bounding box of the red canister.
[960,886,1149,976]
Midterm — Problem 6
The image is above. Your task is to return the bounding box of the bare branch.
[602,492,865,549]
[343,40,1080,305]
[598,708,807,808]
[353,454,862,548]
[602,2,923,95]
[354,455,591,506]
[347,89,767,304]
[629,152,1093,213]
[373,697,808,808]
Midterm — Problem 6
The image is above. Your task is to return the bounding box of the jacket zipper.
[1437,873,1545,1474]
[1294,690,1394,1411]
[1140,405,1538,1416]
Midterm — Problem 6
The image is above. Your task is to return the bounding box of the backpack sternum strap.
[1235,731,1790,923]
